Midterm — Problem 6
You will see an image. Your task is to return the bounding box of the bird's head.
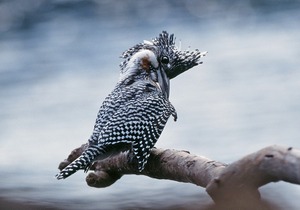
[119,31,207,98]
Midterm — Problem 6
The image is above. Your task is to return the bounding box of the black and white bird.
[56,31,207,179]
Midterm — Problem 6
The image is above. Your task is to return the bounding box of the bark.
[58,144,300,209]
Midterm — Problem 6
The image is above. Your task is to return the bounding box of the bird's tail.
[56,145,104,180]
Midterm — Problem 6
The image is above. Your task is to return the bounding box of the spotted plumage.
[56,31,206,179]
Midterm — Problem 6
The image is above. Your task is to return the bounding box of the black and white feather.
[56,31,206,179]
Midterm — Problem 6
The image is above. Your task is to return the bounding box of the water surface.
[1,1,300,209]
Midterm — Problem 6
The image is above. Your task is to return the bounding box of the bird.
[56,31,207,179]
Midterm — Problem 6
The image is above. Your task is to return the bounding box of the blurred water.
[0,0,300,209]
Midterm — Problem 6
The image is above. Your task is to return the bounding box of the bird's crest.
[120,31,207,79]
[120,31,175,70]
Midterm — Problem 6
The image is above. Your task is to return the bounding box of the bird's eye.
[161,56,169,64]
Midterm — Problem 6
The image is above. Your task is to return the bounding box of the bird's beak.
[156,67,170,99]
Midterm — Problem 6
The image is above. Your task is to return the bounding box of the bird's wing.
[97,90,176,171]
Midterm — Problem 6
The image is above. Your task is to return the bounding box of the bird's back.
[89,79,177,170]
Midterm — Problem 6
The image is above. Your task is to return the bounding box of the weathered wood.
[58,144,300,209]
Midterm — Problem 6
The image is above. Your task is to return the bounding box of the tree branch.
[58,144,300,209]
[206,145,300,208]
